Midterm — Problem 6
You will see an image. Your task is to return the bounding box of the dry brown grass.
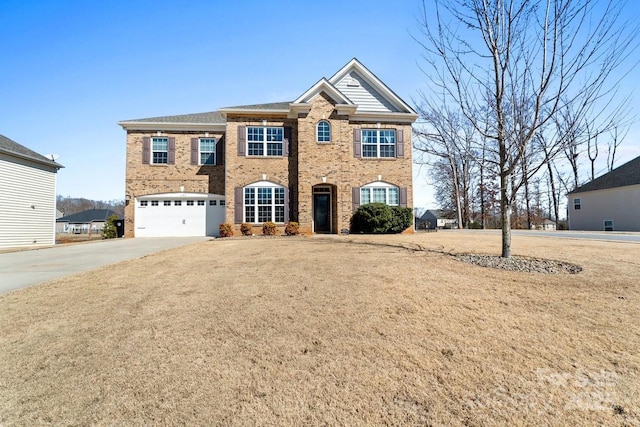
[1,232,639,426]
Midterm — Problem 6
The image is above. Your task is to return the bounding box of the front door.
[313,193,331,233]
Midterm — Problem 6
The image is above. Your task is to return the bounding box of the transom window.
[361,129,396,158]
[152,137,168,164]
[360,183,399,206]
[200,138,216,165]
[244,185,286,223]
[247,127,283,156]
[317,120,331,143]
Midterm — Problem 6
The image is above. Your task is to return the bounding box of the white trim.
[118,122,226,132]
[293,78,354,105]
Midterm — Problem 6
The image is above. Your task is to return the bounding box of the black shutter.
[237,125,246,156]
[283,126,291,157]
[396,129,404,158]
[168,137,176,164]
[191,138,199,165]
[353,128,361,158]
[216,136,224,166]
[234,187,244,224]
[142,137,150,164]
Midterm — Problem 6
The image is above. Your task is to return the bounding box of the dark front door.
[313,193,330,233]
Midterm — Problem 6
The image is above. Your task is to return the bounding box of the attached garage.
[134,193,225,237]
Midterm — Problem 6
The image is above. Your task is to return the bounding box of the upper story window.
[317,120,331,143]
[362,129,395,158]
[247,126,283,156]
[573,198,581,210]
[360,183,399,206]
[152,137,168,164]
[199,138,216,165]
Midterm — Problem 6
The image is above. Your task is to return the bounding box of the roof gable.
[570,155,640,193]
[293,78,353,106]
[328,58,417,115]
[0,134,63,169]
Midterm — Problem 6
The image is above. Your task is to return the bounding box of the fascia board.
[351,112,419,123]
[118,122,226,132]
[294,78,353,105]
[0,148,64,169]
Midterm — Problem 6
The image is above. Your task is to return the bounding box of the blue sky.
[1,0,639,208]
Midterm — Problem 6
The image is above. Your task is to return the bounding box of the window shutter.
[352,187,360,212]
[353,128,361,158]
[284,188,290,222]
[168,137,176,164]
[216,137,224,166]
[399,187,408,207]
[237,125,246,156]
[396,129,404,158]
[283,127,291,157]
[191,138,199,165]
[142,137,150,164]
[234,187,243,224]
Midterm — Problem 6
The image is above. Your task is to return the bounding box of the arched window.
[242,181,287,223]
[360,182,400,206]
[317,120,331,143]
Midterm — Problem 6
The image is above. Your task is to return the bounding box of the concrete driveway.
[0,237,211,294]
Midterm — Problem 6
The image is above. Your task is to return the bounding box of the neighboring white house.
[568,156,640,231]
[0,134,63,248]
[56,209,120,234]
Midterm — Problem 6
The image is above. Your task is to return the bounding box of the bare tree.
[416,0,637,257]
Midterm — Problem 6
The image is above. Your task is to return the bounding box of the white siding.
[568,184,640,231]
[0,154,58,248]
[333,72,399,113]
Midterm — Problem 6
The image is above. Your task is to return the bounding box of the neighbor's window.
[317,120,331,143]
[152,137,168,164]
[604,220,614,231]
[199,138,216,165]
[574,198,581,210]
[360,183,399,206]
[361,129,395,158]
[244,185,286,223]
[247,126,283,156]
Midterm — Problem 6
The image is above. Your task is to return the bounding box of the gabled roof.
[56,209,119,223]
[569,156,640,194]
[293,78,354,106]
[0,134,63,169]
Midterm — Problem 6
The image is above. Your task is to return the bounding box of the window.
[360,184,399,206]
[174,200,182,206]
[361,129,396,158]
[604,220,614,231]
[317,120,331,142]
[220,200,226,206]
[164,201,171,206]
[140,200,148,207]
[187,200,194,206]
[152,137,168,164]
[247,126,283,156]
[151,200,159,206]
[574,198,581,210]
[200,138,216,165]
[197,200,205,206]
[244,185,286,223]
[210,200,217,206]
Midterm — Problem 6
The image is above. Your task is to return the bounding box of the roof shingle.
[570,156,640,193]
[0,134,62,168]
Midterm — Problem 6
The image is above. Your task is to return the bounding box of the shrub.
[262,222,277,236]
[350,203,413,234]
[240,223,253,236]
[284,221,299,236]
[101,214,119,239]
[219,223,234,238]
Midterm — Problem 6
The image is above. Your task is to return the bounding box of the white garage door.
[135,193,225,237]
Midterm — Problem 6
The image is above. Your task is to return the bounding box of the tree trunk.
[500,172,511,258]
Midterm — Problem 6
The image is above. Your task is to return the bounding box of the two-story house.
[119,59,417,237]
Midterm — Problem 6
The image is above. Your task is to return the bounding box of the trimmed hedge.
[350,203,413,234]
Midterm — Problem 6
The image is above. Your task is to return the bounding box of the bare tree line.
[413,0,638,257]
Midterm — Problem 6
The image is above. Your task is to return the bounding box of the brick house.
[119,59,417,237]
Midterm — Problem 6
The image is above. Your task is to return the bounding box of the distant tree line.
[56,195,125,218]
